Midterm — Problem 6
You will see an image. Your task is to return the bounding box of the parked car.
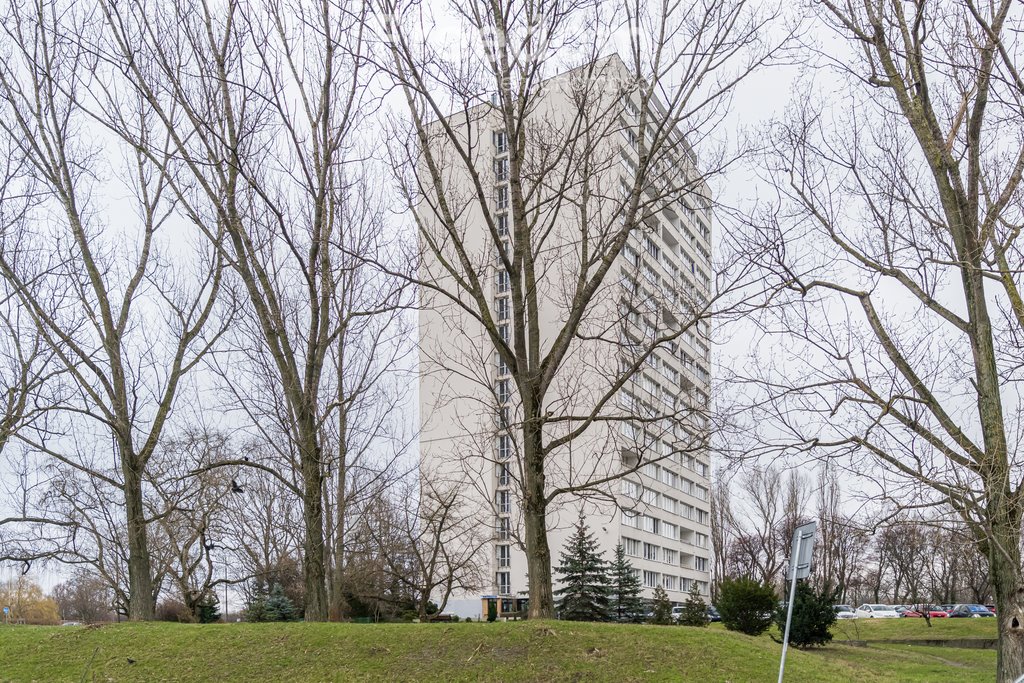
[985,604,997,614]
[947,604,996,618]
[706,605,721,622]
[670,605,694,623]
[914,605,950,618]
[833,605,857,619]
[854,604,900,618]
[897,607,923,618]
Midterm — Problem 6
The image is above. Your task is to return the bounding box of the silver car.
[833,604,856,619]
[854,603,900,618]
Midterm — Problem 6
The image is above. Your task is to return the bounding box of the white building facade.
[417,56,713,619]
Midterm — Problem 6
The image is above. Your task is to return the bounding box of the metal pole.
[777,565,799,683]
[224,557,229,621]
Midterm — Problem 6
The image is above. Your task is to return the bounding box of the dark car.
[706,605,721,622]
[947,604,995,618]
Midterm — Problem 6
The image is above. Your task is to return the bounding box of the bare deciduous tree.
[378,0,783,618]
[88,0,410,621]
[0,0,225,619]
[746,0,1024,676]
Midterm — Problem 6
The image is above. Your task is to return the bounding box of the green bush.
[717,577,776,636]
[775,581,838,648]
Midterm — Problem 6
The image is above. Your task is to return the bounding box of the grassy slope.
[829,617,997,640]
[0,621,995,683]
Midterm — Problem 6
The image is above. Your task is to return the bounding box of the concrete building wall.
[418,56,713,617]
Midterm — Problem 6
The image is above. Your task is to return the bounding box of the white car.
[854,604,900,619]
[833,604,857,619]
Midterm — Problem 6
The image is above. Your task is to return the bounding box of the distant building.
[417,56,713,618]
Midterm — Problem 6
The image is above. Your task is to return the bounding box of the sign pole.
[778,567,799,683]
[778,521,816,683]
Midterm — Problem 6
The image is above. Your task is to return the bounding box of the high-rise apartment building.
[417,56,713,618]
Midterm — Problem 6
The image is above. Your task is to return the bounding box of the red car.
[907,605,949,618]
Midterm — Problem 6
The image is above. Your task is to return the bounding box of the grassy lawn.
[829,617,997,641]
[0,620,997,682]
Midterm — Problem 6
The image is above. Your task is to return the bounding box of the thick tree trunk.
[990,527,1024,682]
[123,464,155,621]
[300,433,329,622]
[522,418,553,619]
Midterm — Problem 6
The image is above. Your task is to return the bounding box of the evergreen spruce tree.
[608,544,645,623]
[264,583,298,622]
[678,581,708,626]
[196,592,221,624]
[649,585,674,625]
[244,586,269,622]
[773,581,838,648]
[554,516,611,621]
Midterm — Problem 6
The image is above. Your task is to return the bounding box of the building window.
[642,487,659,507]
[662,548,678,566]
[497,270,510,293]
[497,434,511,460]
[663,574,677,591]
[644,236,661,261]
[496,378,511,403]
[497,490,511,514]
[496,186,508,210]
[494,158,509,181]
[643,542,659,561]
[497,517,511,540]
[497,213,509,237]
[496,353,510,376]
[495,240,509,262]
[622,510,640,529]
[643,570,660,588]
[497,297,510,321]
[497,571,511,594]
[497,544,511,568]
[623,537,642,557]
[497,463,511,487]
[694,556,708,572]
[498,323,509,343]
[494,131,508,154]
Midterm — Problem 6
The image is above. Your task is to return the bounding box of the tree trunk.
[989,499,1024,682]
[522,417,553,619]
[299,426,329,622]
[123,463,155,621]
